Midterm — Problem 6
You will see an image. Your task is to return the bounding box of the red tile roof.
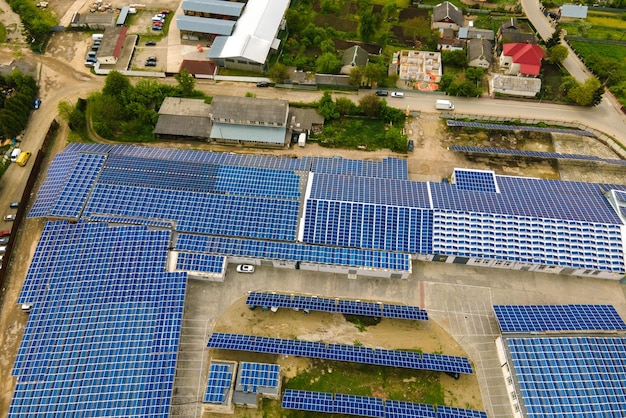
[502,43,545,76]
[113,26,127,59]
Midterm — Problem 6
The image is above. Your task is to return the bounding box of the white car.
[4,214,16,221]
[236,264,255,273]
[390,91,404,98]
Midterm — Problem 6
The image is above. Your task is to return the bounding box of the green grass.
[309,118,388,150]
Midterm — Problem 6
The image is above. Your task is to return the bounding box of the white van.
[10,148,21,162]
[435,99,454,110]
[92,34,103,41]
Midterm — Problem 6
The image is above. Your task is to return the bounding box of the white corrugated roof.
[211,0,289,64]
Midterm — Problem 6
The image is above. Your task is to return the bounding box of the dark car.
[407,139,414,152]
[147,56,157,62]
[33,99,41,109]
[151,26,163,31]
[256,82,269,87]
[145,61,157,67]
[375,90,388,96]
[10,202,19,208]
[0,237,8,245]
[145,41,157,46]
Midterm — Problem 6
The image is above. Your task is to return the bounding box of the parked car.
[147,56,157,62]
[256,82,269,87]
[151,26,163,31]
[407,139,414,152]
[91,44,99,51]
[375,90,388,96]
[33,98,41,109]
[0,237,8,245]
[236,264,255,273]
[159,9,170,14]
[152,21,163,27]
[86,57,97,64]
[0,230,10,237]
[9,202,19,208]
[145,61,157,67]
[390,91,404,98]
[145,41,156,46]
[4,214,16,221]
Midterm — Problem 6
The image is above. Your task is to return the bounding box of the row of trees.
[7,0,55,48]
[0,70,39,139]
[64,71,200,141]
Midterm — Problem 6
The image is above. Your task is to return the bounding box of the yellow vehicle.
[16,151,31,167]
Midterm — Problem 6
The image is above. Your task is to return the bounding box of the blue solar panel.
[204,363,233,403]
[385,400,436,418]
[334,393,384,417]
[207,333,472,374]
[61,142,113,154]
[436,405,488,418]
[236,362,280,393]
[176,252,225,274]
[507,336,626,418]
[453,169,498,193]
[451,144,626,167]
[87,215,174,228]
[175,235,411,272]
[10,222,186,417]
[311,157,408,179]
[282,390,334,412]
[446,120,596,137]
[493,304,626,333]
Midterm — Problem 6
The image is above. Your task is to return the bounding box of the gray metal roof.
[159,97,210,117]
[210,122,286,144]
[181,0,244,16]
[432,1,464,25]
[117,6,130,25]
[467,38,493,63]
[154,114,211,138]
[342,45,369,67]
[210,96,288,125]
[207,36,228,59]
[176,15,235,35]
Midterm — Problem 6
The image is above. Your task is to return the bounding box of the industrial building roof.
[209,96,289,125]
[176,15,236,36]
[181,0,244,16]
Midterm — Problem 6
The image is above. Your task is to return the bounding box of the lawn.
[310,117,389,150]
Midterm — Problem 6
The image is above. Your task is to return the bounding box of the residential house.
[431,1,464,32]
[499,43,545,76]
[467,38,493,69]
[459,27,495,41]
[492,73,542,97]
[340,45,369,75]
[437,37,465,52]
[497,18,537,45]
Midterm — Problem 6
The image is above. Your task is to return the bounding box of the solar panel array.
[10,221,187,417]
[87,215,174,228]
[100,155,303,198]
[61,142,113,154]
[109,144,313,171]
[446,120,596,137]
[83,184,300,240]
[311,156,408,179]
[236,362,280,393]
[507,336,626,417]
[175,235,411,271]
[453,169,498,193]
[493,304,626,333]
[451,145,626,167]
[245,292,428,320]
[207,333,473,374]
[175,252,225,274]
[302,199,432,253]
[282,390,487,418]
[204,363,233,404]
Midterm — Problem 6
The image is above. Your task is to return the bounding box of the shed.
[116,6,130,26]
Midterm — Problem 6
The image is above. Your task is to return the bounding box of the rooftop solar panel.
[175,252,226,274]
[207,333,472,374]
[61,142,113,154]
[507,336,626,418]
[311,157,408,179]
[28,152,82,218]
[204,363,233,403]
[236,362,280,393]
[10,222,187,417]
[493,304,626,333]
[453,169,498,193]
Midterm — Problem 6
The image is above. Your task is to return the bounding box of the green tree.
[320,38,336,54]
[359,9,376,43]
[385,125,407,152]
[576,20,592,36]
[548,44,568,66]
[316,53,342,74]
[568,77,602,106]
[403,16,433,42]
[442,50,468,67]
[284,9,307,33]
[268,63,290,83]
[358,94,382,118]
[0,108,23,138]
[335,97,357,116]
[349,66,365,86]
[317,91,339,120]
[560,76,580,95]
[438,74,454,92]
[364,61,387,86]
[89,93,126,138]
[465,67,484,84]
[174,69,196,97]
[380,104,406,125]
[103,71,131,102]
[545,26,562,49]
